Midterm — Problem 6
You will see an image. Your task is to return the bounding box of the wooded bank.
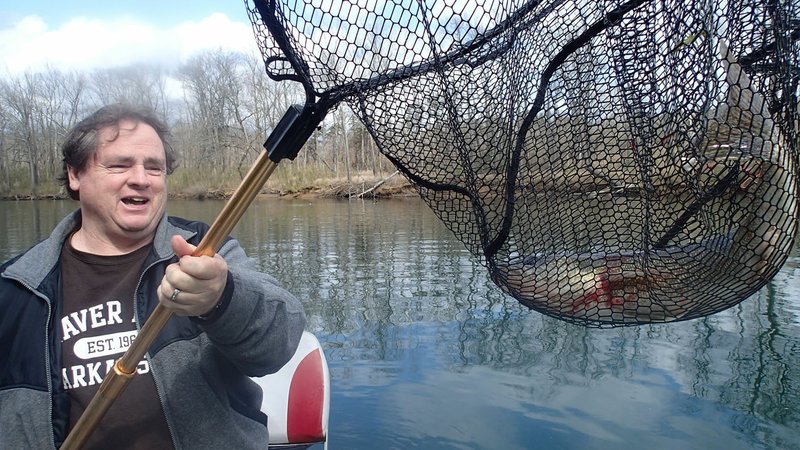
[0,169,416,201]
[0,49,400,199]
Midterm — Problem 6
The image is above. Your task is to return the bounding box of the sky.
[0,1,261,76]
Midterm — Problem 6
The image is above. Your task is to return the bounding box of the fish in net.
[245,0,800,327]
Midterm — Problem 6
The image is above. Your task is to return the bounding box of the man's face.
[68,119,168,251]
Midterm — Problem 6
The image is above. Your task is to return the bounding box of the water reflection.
[2,198,799,449]
[0,200,75,259]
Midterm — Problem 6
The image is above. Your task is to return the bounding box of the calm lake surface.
[2,198,799,450]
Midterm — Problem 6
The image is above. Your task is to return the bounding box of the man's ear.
[67,165,80,192]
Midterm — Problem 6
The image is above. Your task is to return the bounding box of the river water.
[2,198,799,449]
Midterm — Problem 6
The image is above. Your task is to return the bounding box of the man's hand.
[159,235,228,317]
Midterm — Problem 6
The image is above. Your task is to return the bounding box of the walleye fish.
[496,230,736,324]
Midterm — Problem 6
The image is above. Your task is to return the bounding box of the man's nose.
[128,164,151,186]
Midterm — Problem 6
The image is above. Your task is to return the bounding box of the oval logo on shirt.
[73,330,139,359]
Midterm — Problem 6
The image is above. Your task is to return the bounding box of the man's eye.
[146,167,166,175]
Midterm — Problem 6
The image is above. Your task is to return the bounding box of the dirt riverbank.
[0,173,417,201]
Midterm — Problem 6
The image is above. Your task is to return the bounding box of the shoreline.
[0,176,418,202]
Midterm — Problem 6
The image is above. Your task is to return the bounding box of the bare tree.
[90,64,169,116]
[2,73,43,194]
[177,50,248,174]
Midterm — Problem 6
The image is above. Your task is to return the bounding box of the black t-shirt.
[60,238,174,449]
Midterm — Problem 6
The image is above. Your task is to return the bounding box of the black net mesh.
[246,0,800,327]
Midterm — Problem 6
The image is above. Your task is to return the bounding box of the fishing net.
[246,0,800,327]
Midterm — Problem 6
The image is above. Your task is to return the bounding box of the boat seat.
[254,331,330,449]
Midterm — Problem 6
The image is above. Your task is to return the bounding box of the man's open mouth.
[122,197,149,206]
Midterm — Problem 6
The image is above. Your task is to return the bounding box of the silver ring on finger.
[170,288,182,302]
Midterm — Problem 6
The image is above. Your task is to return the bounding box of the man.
[0,104,306,449]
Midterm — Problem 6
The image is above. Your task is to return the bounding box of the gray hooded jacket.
[0,210,306,449]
